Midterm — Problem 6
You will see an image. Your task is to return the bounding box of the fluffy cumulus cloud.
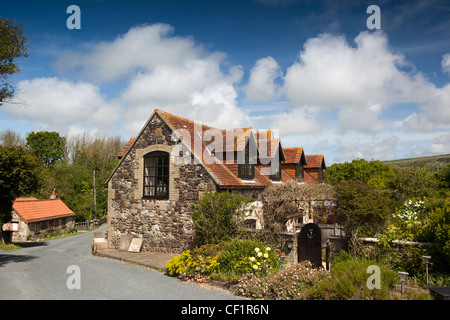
[55,23,249,133]
[426,132,450,155]
[244,56,281,102]
[3,77,119,135]
[5,24,250,136]
[272,30,450,140]
[268,108,320,136]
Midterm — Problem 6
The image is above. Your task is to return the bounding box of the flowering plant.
[246,246,276,275]
[236,261,330,300]
[165,249,220,283]
[393,198,425,222]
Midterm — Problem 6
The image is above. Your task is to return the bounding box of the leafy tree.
[387,166,438,203]
[416,201,450,273]
[26,131,66,166]
[325,158,392,189]
[334,181,392,254]
[435,163,450,192]
[0,146,42,225]
[190,191,253,246]
[0,17,29,105]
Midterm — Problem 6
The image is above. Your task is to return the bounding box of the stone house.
[105,109,326,253]
[2,192,76,241]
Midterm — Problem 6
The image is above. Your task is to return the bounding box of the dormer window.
[143,151,169,199]
[296,164,304,182]
[238,142,255,180]
[318,168,324,182]
[270,157,281,181]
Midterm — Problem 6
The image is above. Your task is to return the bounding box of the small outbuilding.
[2,191,76,242]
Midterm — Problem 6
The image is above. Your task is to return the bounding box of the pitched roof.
[283,147,306,165]
[107,109,317,189]
[305,154,326,169]
[13,198,76,223]
[303,170,318,185]
[117,137,134,159]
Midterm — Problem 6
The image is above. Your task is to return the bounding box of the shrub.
[165,250,193,277]
[236,273,271,299]
[416,201,450,273]
[217,239,279,277]
[190,191,253,246]
[165,249,220,283]
[311,256,398,300]
[236,261,330,300]
[268,261,330,300]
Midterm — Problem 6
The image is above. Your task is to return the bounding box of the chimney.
[50,188,57,200]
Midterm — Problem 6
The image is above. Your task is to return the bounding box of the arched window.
[143,151,169,199]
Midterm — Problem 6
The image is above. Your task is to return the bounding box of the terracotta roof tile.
[13,198,75,223]
[106,109,323,188]
[283,147,304,164]
[303,170,318,185]
[117,137,135,158]
[305,154,326,169]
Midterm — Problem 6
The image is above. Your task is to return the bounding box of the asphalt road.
[0,225,240,300]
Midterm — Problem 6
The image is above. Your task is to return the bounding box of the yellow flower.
[264,253,269,258]
[253,264,259,270]
[254,247,260,252]
[265,247,271,251]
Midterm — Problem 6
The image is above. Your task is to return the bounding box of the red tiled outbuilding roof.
[13,198,76,224]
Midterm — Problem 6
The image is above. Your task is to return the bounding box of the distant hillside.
[383,154,450,168]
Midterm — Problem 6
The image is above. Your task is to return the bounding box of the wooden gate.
[297,223,322,268]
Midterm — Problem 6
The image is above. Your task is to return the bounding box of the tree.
[387,166,438,203]
[435,163,450,192]
[262,181,336,243]
[416,201,450,273]
[0,129,24,146]
[26,131,66,166]
[0,17,29,105]
[325,158,392,189]
[334,181,392,254]
[0,146,42,226]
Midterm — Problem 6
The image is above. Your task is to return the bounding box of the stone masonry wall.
[107,114,216,253]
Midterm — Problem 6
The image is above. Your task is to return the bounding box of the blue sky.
[1,0,450,164]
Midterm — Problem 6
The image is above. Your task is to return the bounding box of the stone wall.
[10,211,76,241]
[107,114,217,253]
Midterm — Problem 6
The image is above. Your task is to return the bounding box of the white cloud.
[279,31,450,135]
[442,53,450,75]
[244,56,281,102]
[3,77,119,135]
[54,24,251,134]
[337,103,385,134]
[268,108,320,136]
[426,132,450,155]
[283,31,405,108]
[55,24,202,83]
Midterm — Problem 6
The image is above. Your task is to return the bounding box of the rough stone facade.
[8,211,76,241]
[107,114,216,253]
